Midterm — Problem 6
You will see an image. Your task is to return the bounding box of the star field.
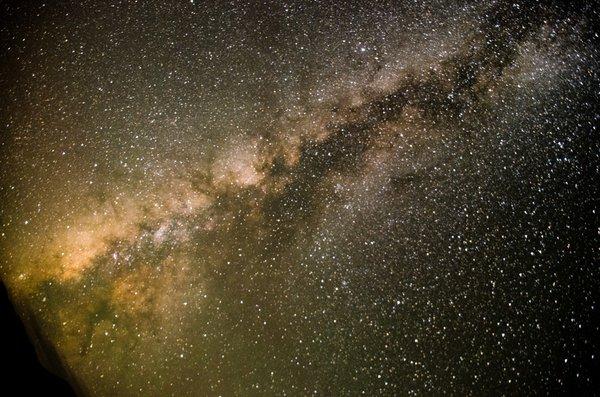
[1,1,599,395]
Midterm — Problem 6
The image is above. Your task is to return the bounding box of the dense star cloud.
[1,0,599,395]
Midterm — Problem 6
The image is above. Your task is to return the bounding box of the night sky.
[1,1,599,395]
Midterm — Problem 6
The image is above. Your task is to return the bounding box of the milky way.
[1,1,599,395]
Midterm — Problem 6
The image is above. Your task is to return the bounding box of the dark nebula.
[1,0,599,395]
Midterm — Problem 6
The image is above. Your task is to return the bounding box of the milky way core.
[1,1,599,395]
